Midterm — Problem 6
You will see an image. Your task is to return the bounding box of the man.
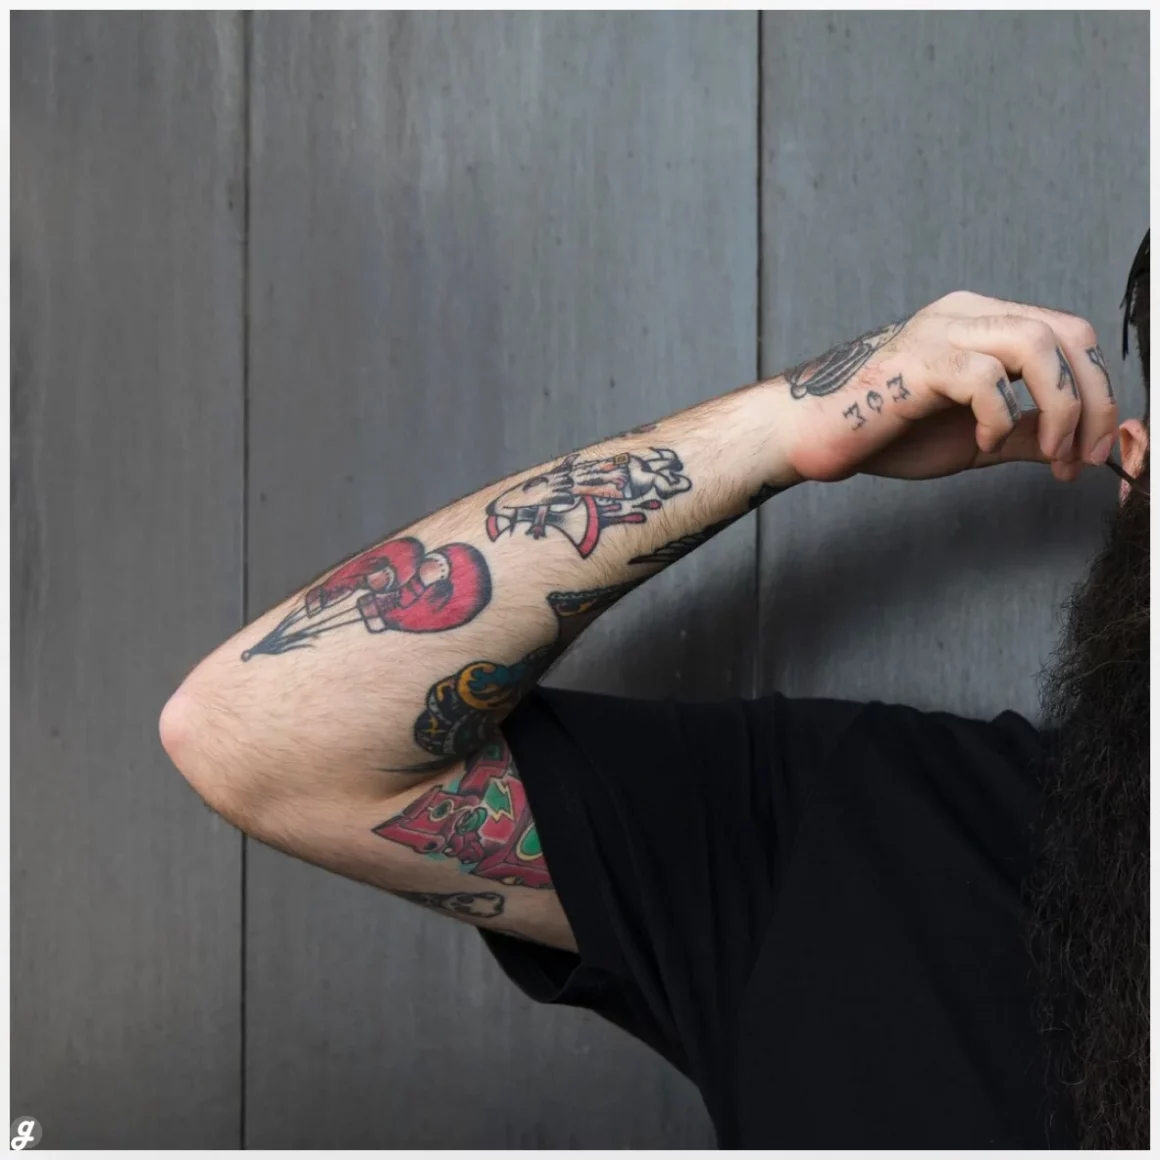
[161,232,1149,1149]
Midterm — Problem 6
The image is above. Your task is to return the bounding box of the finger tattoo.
[1056,346,1079,400]
[1085,345,1115,402]
[995,377,1020,424]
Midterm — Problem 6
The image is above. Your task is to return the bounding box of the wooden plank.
[759,11,1149,718]
[245,12,755,1147]
[11,12,245,1148]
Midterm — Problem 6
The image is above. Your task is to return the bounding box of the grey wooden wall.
[12,11,1148,1149]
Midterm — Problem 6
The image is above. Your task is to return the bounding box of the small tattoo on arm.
[996,377,1020,424]
[1086,345,1115,401]
[1056,346,1079,400]
[242,536,491,660]
[782,316,911,399]
[373,740,552,890]
[392,889,506,920]
[628,482,783,567]
[865,390,884,413]
[613,421,659,438]
[485,448,692,558]
[545,580,642,644]
[843,402,866,430]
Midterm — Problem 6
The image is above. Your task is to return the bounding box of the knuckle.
[942,347,974,377]
[1071,318,1099,348]
[935,288,976,311]
[983,354,1008,380]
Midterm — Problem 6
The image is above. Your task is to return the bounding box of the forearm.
[166,377,799,804]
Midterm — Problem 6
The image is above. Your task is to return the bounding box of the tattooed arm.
[160,292,1115,943]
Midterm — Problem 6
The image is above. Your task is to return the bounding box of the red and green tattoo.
[373,740,550,891]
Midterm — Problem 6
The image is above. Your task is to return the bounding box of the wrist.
[726,376,808,490]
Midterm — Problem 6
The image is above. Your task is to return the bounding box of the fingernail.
[1088,433,1115,465]
[1055,431,1075,461]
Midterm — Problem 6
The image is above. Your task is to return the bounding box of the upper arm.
[215,732,577,952]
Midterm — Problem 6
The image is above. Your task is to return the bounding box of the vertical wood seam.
[239,8,253,1150]
[753,11,764,700]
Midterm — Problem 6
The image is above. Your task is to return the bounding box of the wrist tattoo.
[782,316,911,400]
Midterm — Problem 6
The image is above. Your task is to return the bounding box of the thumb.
[973,410,1051,469]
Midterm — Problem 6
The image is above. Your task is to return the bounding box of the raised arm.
[160,292,1114,946]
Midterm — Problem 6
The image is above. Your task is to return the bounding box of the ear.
[1117,418,1149,504]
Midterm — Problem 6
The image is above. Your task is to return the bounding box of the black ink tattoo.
[545,580,643,647]
[996,377,1020,425]
[782,317,910,400]
[1056,346,1079,400]
[1086,345,1114,402]
[613,421,659,438]
[628,482,783,567]
[485,448,692,558]
[887,373,910,402]
[866,390,884,413]
[400,581,641,766]
[843,402,866,430]
[392,889,506,920]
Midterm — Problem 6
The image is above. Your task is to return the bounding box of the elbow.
[159,680,266,832]
[158,684,195,776]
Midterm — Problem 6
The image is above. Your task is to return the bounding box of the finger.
[971,410,1049,467]
[1051,459,1087,483]
[928,348,1021,455]
[945,314,1081,463]
[941,296,1119,465]
[1053,331,1119,466]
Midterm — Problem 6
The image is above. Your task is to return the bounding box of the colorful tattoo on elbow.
[484,447,692,557]
[401,580,641,765]
[241,536,491,660]
[373,741,551,890]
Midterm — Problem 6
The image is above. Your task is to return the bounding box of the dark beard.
[1024,485,1150,1149]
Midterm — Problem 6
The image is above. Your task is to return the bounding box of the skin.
[160,290,1130,952]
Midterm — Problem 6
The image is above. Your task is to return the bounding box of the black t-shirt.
[481,687,1076,1149]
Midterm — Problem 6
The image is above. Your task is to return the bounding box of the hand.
[773,291,1118,485]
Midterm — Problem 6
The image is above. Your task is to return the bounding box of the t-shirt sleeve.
[480,684,867,1095]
